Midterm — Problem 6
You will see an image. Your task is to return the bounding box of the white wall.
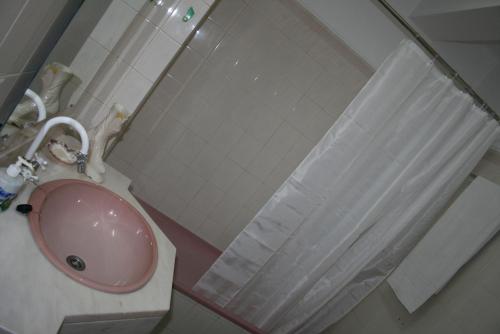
[27,0,139,120]
[108,0,371,250]
[298,0,406,68]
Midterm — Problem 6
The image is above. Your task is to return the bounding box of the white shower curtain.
[193,40,500,334]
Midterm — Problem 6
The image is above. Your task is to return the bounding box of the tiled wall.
[154,289,249,334]
[0,0,138,163]
[74,0,212,129]
[31,0,140,119]
[19,0,213,131]
[0,0,80,126]
[108,0,372,249]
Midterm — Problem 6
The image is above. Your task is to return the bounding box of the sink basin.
[28,179,158,293]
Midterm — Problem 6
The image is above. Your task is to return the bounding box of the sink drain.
[66,255,86,271]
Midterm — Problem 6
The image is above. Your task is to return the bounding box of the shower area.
[104,1,500,333]
[107,0,371,250]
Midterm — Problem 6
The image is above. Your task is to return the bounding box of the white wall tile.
[133,174,169,210]
[221,205,257,244]
[267,141,313,187]
[138,0,181,28]
[210,158,243,191]
[171,167,206,202]
[71,0,212,129]
[148,74,183,111]
[190,144,225,180]
[177,205,207,231]
[228,133,263,168]
[105,67,152,117]
[307,37,347,73]
[227,95,260,132]
[170,129,206,165]
[123,0,148,11]
[106,153,136,180]
[189,19,225,58]
[209,120,244,155]
[287,96,335,142]
[244,107,283,146]
[246,0,294,29]
[91,0,137,51]
[74,90,105,128]
[159,190,187,220]
[279,14,318,51]
[162,0,209,44]
[306,70,337,111]
[207,194,244,229]
[169,46,203,83]
[132,81,182,135]
[201,0,216,6]
[190,181,224,215]
[167,92,206,125]
[59,79,85,115]
[245,183,275,215]
[70,37,110,90]
[195,218,226,248]
[85,54,130,103]
[111,127,147,165]
[186,62,231,102]
[108,0,371,254]
[147,113,186,152]
[144,154,186,195]
[226,171,262,207]
[247,145,284,181]
[187,103,227,141]
[307,63,367,118]
[112,15,158,66]
[247,121,300,180]
[286,52,322,93]
[265,79,302,120]
[208,0,246,29]
[134,30,180,82]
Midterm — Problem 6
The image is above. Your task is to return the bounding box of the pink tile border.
[136,196,267,334]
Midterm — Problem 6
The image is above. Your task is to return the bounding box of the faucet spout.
[25,116,89,173]
[24,89,47,123]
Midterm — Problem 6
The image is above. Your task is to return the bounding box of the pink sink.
[28,179,158,293]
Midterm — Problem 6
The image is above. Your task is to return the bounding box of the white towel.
[388,176,500,313]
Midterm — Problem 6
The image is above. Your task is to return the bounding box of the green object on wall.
[182,6,195,22]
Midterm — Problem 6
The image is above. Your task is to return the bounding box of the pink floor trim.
[136,197,266,334]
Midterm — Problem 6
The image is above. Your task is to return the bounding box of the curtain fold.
[193,40,500,334]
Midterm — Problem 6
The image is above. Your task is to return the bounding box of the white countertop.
[0,161,176,334]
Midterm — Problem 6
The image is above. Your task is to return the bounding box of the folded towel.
[388,176,500,313]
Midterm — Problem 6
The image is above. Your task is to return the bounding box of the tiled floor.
[108,0,371,250]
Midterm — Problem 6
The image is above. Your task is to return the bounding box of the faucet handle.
[21,170,39,185]
[33,153,48,171]
[16,158,38,184]
[76,151,87,174]
[7,156,38,184]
